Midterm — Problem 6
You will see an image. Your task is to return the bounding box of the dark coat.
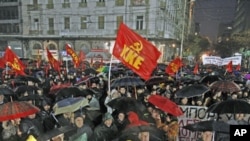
[92,123,118,141]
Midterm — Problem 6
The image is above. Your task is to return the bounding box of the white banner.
[202,56,242,66]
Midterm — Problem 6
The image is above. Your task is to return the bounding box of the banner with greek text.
[202,56,241,66]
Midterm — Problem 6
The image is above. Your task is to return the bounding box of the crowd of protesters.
[0,61,249,141]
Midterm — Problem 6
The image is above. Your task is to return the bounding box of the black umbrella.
[110,76,145,88]
[84,68,97,75]
[145,76,173,85]
[199,75,223,84]
[119,125,165,141]
[0,84,15,96]
[15,75,41,83]
[14,85,39,95]
[38,126,75,141]
[175,84,210,98]
[206,99,250,114]
[55,86,82,102]
[183,120,230,133]
[107,97,147,115]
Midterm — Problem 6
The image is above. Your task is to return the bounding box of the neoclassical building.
[0,0,190,62]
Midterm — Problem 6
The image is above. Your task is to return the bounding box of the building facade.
[0,0,190,63]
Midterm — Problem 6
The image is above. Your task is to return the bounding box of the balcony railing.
[27,4,42,11]
[62,3,70,8]
[79,2,87,8]
[47,30,55,35]
[46,4,54,9]
[96,2,105,7]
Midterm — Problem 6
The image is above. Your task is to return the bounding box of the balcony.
[160,1,166,10]
[96,2,105,7]
[27,4,42,11]
[46,4,54,9]
[79,2,87,8]
[29,30,41,35]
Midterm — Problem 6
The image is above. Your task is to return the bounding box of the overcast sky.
[194,0,236,42]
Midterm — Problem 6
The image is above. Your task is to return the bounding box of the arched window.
[48,44,56,50]
[33,43,42,50]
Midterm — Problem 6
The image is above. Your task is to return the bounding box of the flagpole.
[108,55,114,97]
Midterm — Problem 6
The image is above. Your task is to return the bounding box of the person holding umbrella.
[1,118,21,141]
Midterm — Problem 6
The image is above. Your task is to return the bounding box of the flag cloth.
[3,46,26,75]
[112,22,161,80]
[193,63,199,75]
[0,57,6,69]
[226,60,233,73]
[165,57,183,76]
[236,64,241,71]
[65,43,80,68]
[96,66,109,73]
[78,50,86,63]
[46,48,61,73]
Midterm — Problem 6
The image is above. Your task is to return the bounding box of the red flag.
[78,50,86,62]
[46,48,60,73]
[3,46,26,75]
[226,60,233,73]
[165,57,183,76]
[112,22,161,80]
[236,64,241,71]
[65,43,80,68]
[193,63,199,75]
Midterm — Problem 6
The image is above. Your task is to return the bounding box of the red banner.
[65,43,80,68]
[165,57,183,76]
[3,46,26,75]
[226,60,233,73]
[112,23,161,80]
[46,48,60,73]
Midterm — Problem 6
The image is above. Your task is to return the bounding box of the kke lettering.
[120,41,144,70]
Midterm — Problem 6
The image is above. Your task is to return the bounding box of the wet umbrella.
[209,80,241,93]
[244,74,250,80]
[199,75,223,84]
[206,99,250,114]
[0,84,15,95]
[49,83,71,94]
[55,86,82,102]
[110,76,145,88]
[84,68,97,75]
[38,126,75,141]
[107,97,147,115]
[14,85,39,95]
[145,76,174,85]
[175,84,210,98]
[148,95,183,116]
[15,75,41,83]
[183,120,230,133]
[53,97,89,115]
[0,101,40,121]
[119,125,165,141]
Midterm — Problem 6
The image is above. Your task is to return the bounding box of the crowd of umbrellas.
[0,63,250,141]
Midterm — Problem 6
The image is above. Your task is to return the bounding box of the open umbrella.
[84,68,97,75]
[0,84,15,96]
[209,80,241,93]
[0,101,40,121]
[145,76,174,85]
[183,120,230,133]
[206,99,250,114]
[14,85,39,95]
[244,74,250,80]
[107,97,147,115]
[49,83,71,94]
[148,95,183,116]
[110,76,145,88]
[119,125,165,141]
[15,75,41,83]
[53,97,89,115]
[38,126,75,141]
[199,75,223,84]
[55,86,82,102]
[175,84,210,98]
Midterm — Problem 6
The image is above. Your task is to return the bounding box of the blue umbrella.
[53,97,89,115]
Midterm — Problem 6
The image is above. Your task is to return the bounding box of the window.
[33,0,38,5]
[115,0,124,6]
[33,43,42,50]
[136,16,143,30]
[64,17,70,29]
[81,0,87,2]
[81,17,87,29]
[63,0,70,8]
[48,18,54,30]
[47,0,54,9]
[34,18,39,30]
[98,16,105,29]
[116,16,123,28]
[99,0,105,2]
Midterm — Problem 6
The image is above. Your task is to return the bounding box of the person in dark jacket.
[92,112,118,141]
